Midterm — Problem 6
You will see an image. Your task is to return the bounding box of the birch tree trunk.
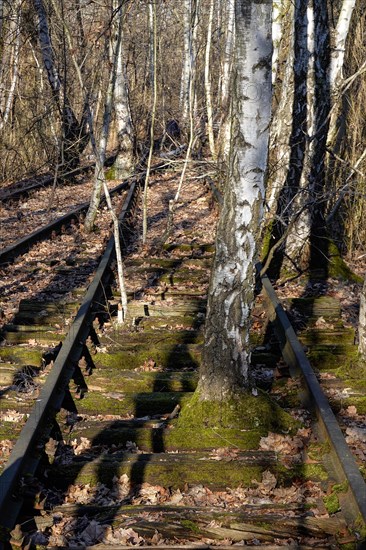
[113,3,135,179]
[0,0,21,132]
[327,0,357,147]
[198,0,272,399]
[280,1,315,271]
[283,0,331,273]
[330,0,357,89]
[266,0,294,217]
[272,1,283,84]
[204,0,215,158]
[217,0,235,161]
[84,1,122,231]
[33,0,87,174]
[359,277,366,357]
[180,0,191,126]
[142,0,158,244]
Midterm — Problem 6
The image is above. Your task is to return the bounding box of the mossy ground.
[327,242,363,283]
[95,345,202,371]
[0,347,43,366]
[90,370,198,393]
[50,452,327,490]
[70,421,262,451]
[173,389,301,438]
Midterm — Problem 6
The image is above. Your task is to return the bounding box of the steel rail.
[259,265,366,525]
[0,179,140,536]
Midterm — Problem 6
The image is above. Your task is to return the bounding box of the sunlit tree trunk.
[204,0,215,158]
[33,0,87,173]
[218,0,235,161]
[198,0,272,399]
[142,0,158,244]
[272,0,282,84]
[359,277,366,357]
[283,0,330,272]
[0,0,21,132]
[280,1,314,270]
[180,0,191,125]
[113,3,135,179]
[266,0,294,217]
[85,0,122,231]
[327,0,357,147]
[330,0,356,89]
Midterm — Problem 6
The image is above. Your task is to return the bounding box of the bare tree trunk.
[0,0,21,132]
[180,0,191,126]
[281,1,315,271]
[272,0,283,84]
[82,2,128,321]
[142,0,158,244]
[359,276,366,357]
[113,3,135,179]
[327,0,357,147]
[198,0,272,399]
[266,0,294,217]
[84,1,122,232]
[0,0,4,38]
[33,0,87,173]
[217,0,235,161]
[283,0,331,273]
[330,0,356,89]
[204,0,215,158]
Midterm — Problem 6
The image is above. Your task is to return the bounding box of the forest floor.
[0,162,366,547]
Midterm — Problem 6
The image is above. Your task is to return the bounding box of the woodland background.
[0,0,365,261]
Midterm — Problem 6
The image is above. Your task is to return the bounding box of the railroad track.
[0,170,365,548]
[0,162,168,264]
[0,156,119,204]
[0,178,131,265]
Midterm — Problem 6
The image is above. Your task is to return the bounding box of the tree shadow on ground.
[26,257,207,545]
[13,177,213,544]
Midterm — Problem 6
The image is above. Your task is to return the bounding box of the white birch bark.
[218,0,235,161]
[204,0,215,158]
[180,0,191,125]
[0,0,21,132]
[33,0,64,111]
[191,0,200,123]
[330,0,356,89]
[283,2,315,268]
[220,0,235,111]
[30,43,58,145]
[199,0,272,398]
[359,277,366,357]
[85,1,122,231]
[83,2,128,320]
[113,3,135,179]
[266,0,294,216]
[327,0,357,148]
[272,1,282,84]
[34,0,86,172]
[284,0,331,272]
[142,0,158,244]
